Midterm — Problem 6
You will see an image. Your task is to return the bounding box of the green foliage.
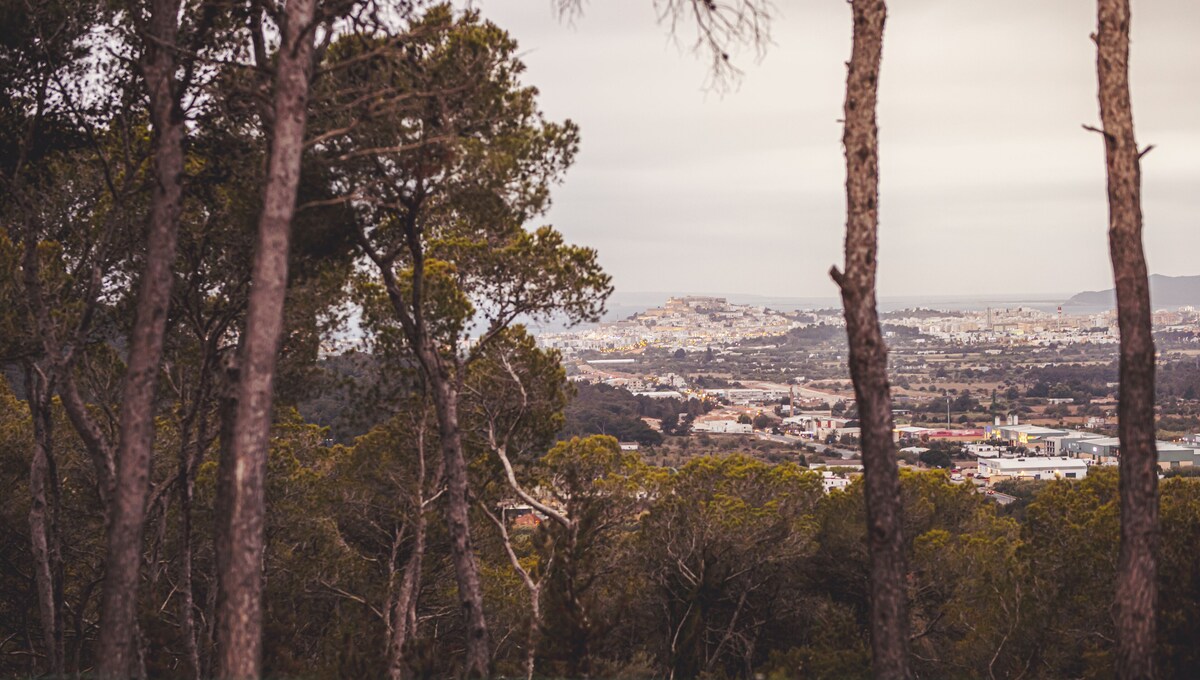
[0,375,110,675]
[1158,478,1200,677]
[639,455,822,677]
[753,412,774,430]
[532,436,656,676]
[918,448,952,469]
[559,383,665,446]
[317,7,611,372]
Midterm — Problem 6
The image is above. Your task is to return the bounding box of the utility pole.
[946,397,951,429]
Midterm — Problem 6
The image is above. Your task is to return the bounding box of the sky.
[479,0,1200,300]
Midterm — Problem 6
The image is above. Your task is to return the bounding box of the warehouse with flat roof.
[978,456,1088,484]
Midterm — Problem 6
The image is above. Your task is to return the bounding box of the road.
[755,433,859,460]
[985,491,1018,505]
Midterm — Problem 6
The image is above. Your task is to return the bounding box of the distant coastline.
[605,290,1076,317]
[524,278,1198,334]
[526,292,1074,334]
[1063,274,1200,310]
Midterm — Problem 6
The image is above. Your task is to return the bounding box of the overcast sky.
[481,0,1199,299]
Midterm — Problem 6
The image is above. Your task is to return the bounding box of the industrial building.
[977,457,1089,484]
[986,423,1070,452]
[1061,436,1200,470]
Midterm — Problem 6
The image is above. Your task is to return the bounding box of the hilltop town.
[540,295,1200,353]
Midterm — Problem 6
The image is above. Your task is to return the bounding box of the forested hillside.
[4,381,1200,678]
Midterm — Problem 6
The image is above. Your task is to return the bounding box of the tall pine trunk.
[375,261,493,676]
[428,369,491,677]
[215,1,318,676]
[25,364,64,678]
[95,0,186,674]
[1094,1,1158,677]
[830,1,910,677]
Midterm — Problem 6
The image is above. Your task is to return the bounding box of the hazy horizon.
[606,270,1198,303]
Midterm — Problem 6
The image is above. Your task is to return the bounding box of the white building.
[820,470,852,493]
[987,424,1069,452]
[692,420,753,434]
[632,390,684,400]
[783,413,851,440]
[977,456,1088,484]
[966,443,1003,458]
[1043,430,1106,456]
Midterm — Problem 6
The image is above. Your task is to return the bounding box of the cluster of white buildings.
[889,414,1200,485]
[884,305,1200,347]
[966,417,1200,484]
[819,469,853,493]
[883,307,1120,346]
[539,296,802,354]
[781,413,858,441]
[705,386,791,405]
[538,296,1198,356]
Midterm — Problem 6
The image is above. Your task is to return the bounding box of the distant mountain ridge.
[1065,274,1200,309]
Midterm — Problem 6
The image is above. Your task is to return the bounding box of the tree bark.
[388,510,425,680]
[58,376,115,504]
[829,1,910,678]
[25,364,64,678]
[17,208,116,511]
[173,336,219,680]
[428,370,491,678]
[94,1,187,675]
[211,351,239,680]
[178,457,202,680]
[215,1,318,676]
[387,419,431,680]
[1094,1,1158,678]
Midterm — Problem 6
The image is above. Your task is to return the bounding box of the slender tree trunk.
[95,0,186,674]
[209,353,238,679]
[25,365,64,678]
[58,376,115,504]
[428,370,490,678]
[179,466,201,679]
[176,348,216,680]
[18,211,116,513]
[371,217,493,676]
[388,515,425,680]
[525,589,542,680]
[1094,1,1158,677]
[387,422,430,680]
[829,1,910,678]
[215,1,318,676]
[482,501,544,680]
[669,574,706,680]
[72,576,101,676]
[562,530,590,679]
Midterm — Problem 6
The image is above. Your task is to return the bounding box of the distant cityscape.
[537,294,1199,353]
[534,294,1200,494]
